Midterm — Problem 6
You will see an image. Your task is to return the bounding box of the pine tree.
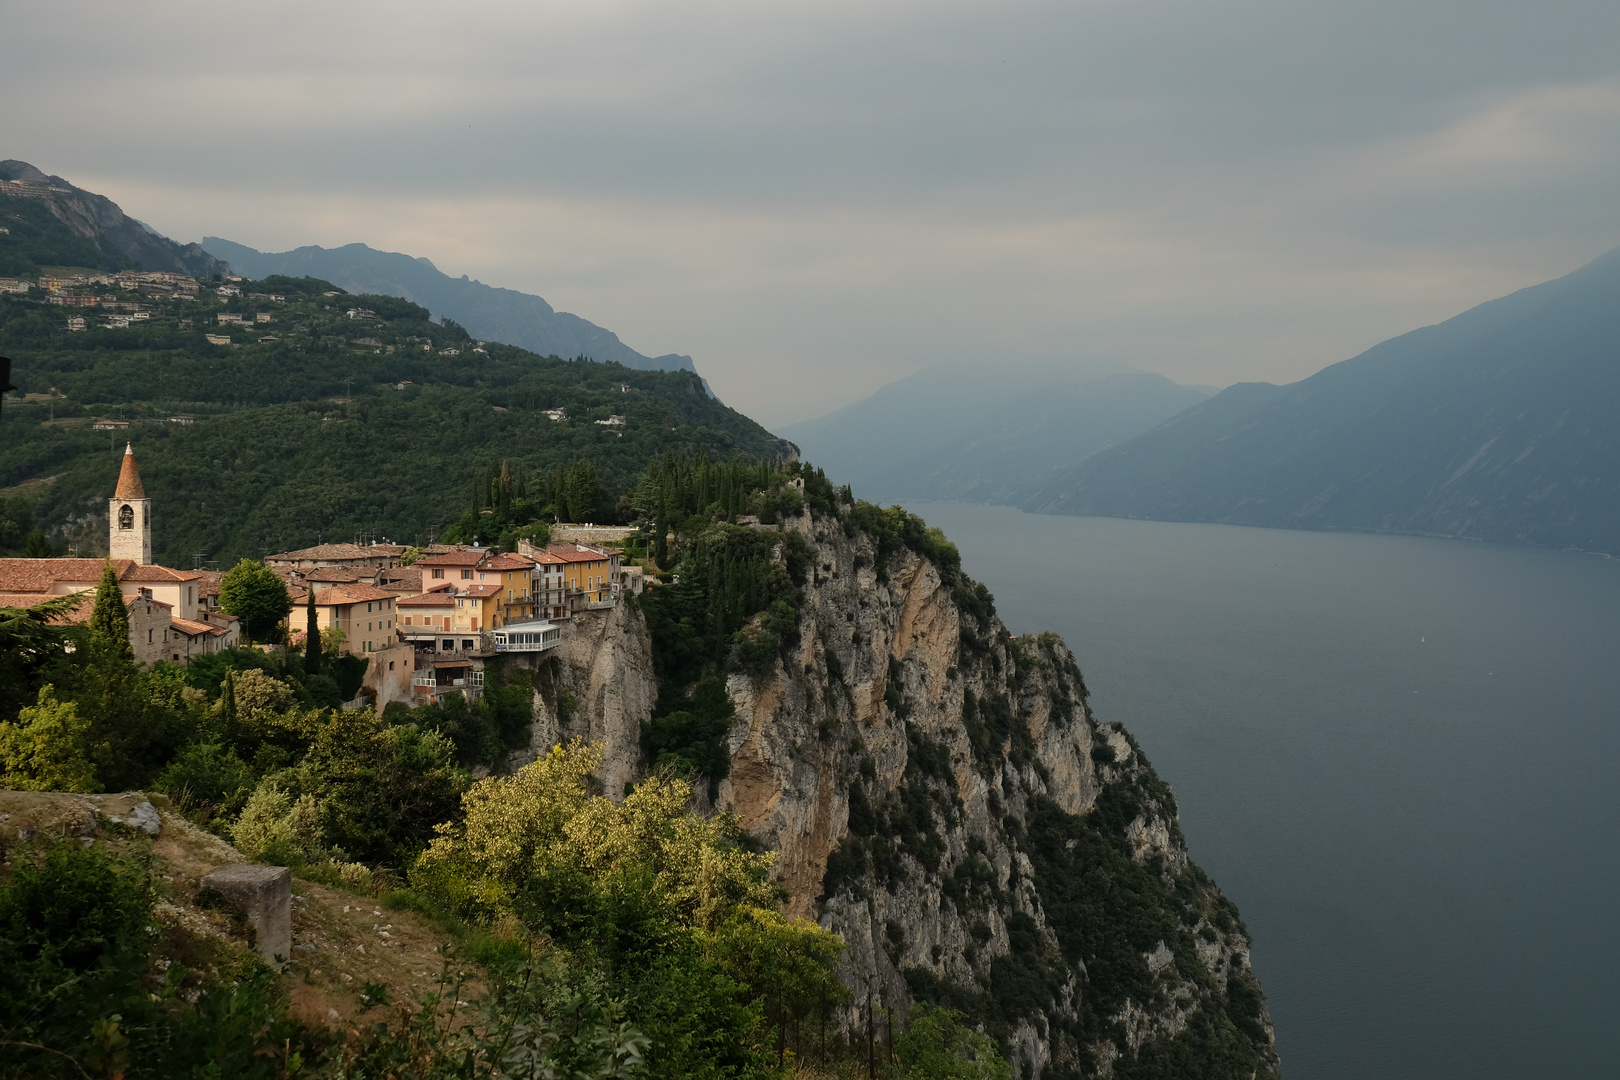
[88,562,132,663]
[305,587,322,675]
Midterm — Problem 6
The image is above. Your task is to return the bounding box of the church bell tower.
[109,443,152,564]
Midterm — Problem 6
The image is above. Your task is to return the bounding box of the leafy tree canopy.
[218,558,292,642]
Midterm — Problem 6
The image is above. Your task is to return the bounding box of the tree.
[892,1005,1014,1080]
[21,529,54,558]
[0,685,101,792]
[303,588,321,675]
[218,558,292,643]
[0,594,83,727]
[87,562,131,663]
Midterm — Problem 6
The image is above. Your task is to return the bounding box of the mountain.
[201,238,696,373]
[0,273,787,565]
[781,367,1214,505]
[1026,246,1620,553]
[0,160,227,278]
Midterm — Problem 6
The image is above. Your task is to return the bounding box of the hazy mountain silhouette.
[201,237,696,373]
[782,367,1213,505]
[1026,246,1620,553]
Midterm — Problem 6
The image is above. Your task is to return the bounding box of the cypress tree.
[305,586,322,675]
[88,562,132,663]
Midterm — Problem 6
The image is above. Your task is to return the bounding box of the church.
[0,444,240,663]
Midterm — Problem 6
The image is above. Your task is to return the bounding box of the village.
[0,443,643,713]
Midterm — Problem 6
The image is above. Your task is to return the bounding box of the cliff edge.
[540,493,1279,1079]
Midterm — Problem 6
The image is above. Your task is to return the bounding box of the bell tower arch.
[108,443,152,564]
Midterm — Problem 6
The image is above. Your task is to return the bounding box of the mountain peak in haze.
[201,238,696,373]
[1025,244,1620,553]
[0,159,227,278]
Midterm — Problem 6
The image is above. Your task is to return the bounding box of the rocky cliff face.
[537,504,1278,1078]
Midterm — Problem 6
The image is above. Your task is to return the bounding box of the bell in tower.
[108,443,152,564]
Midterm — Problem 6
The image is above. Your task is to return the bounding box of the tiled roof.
[545,546,612,564]
[480,553,535,570]
[114,444,145,499]
[304,567,368,583]
[0,592,95,622]
[416,551,485,567]
[170,617,223,637]
[398,592,456,607]
[460,583,502,598]
[312,584,397,606]
[125,564,201,583]
[267,543,398,562]
[0,558,134,593]
[192,570,225,597]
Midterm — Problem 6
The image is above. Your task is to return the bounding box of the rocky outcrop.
[514,600,659,798]
[548,503,1279,1078]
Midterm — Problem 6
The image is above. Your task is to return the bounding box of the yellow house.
[311,584,398,655]
[547,545,618,604]
[452,583,502,633]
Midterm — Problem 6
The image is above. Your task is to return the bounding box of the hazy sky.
[4,0,1618,425]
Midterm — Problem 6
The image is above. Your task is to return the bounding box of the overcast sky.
[4,0,1618,425]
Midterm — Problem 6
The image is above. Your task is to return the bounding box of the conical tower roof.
[114,443,146,499]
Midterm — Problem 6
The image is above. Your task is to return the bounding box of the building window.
[462,640,474,651]
[432,569,444,579]
[148,629,153,643]
[389,661,395,670]
[119,504,134,530]
[461,569,473,580]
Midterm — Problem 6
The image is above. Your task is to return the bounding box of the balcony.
[492,620,562,653]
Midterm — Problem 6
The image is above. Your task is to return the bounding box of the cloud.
[4,0,1618,424]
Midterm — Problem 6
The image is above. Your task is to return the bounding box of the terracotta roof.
[170,617,222,637]
[378,566,423,591]
[431,659,473,669]
[312,584,397,606]
[192,570,225,597]
[416,551,485,567]
[480,553,535,570]
[528,551,567,565]
[424,544,474,555]
[0,592,94,622]
[266,543,396,563]
[398,592,456,607]
[128,595,173,610]
[545,546,611,564]
[124,564,201,583]
[114,444,145,499]
[460,583,502,598]
[304,567,368,583]
[0,558,134,593]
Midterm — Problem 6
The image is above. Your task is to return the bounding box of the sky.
[3,0,1619,427]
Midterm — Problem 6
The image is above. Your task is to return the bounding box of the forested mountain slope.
[1027,246,1620,552]
[202,237,696,373]
[0,272,787,564]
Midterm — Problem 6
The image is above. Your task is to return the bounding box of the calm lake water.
[910,503,1620,1080]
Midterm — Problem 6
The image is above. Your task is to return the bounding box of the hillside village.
[0,443,641,712]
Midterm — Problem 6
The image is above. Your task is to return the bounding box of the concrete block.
[201,864,292,966]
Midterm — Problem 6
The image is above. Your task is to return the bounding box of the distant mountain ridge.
[202,238,696,373]
[781,367,1214,505]
[0,159,227,278]
[1026,245,1620,553]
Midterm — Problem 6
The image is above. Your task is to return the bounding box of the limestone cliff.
[538,503,1279,1078]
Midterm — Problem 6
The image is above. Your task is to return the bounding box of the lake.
[909,503,1620,1080]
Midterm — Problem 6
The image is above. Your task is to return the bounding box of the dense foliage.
[0,274,789,564]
